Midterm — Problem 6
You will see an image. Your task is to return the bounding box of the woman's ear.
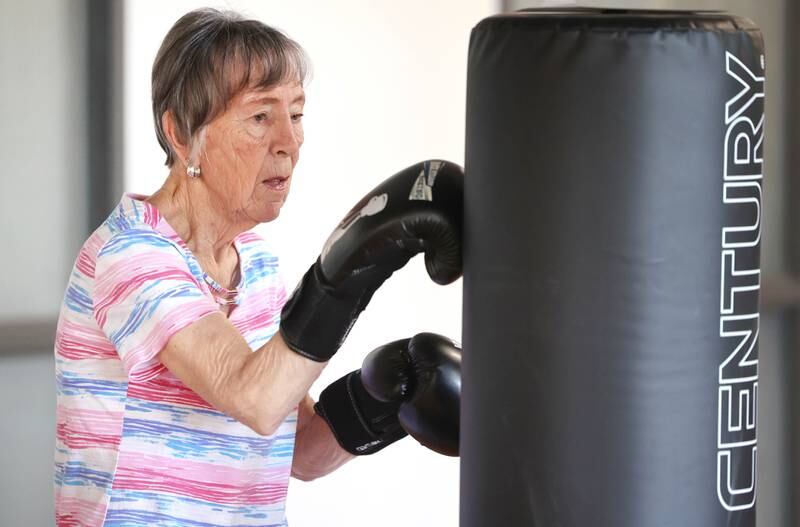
[161,110,191,166]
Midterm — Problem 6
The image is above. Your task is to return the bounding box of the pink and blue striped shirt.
[55,194,293,526]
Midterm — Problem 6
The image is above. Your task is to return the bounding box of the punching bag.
[461,9,764,527]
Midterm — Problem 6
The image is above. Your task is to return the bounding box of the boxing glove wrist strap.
[279,263,359,362]
[315,371,407,455]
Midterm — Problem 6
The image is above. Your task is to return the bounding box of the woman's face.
[201,80,305,224]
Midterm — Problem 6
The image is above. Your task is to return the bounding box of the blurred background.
[0,0,796,526]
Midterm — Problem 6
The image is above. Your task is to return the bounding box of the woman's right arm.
[159,312,325,436]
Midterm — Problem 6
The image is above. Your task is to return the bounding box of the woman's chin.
[251,201,284,224]
[247,188,288,223]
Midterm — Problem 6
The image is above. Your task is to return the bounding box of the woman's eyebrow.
[245,93,305,106]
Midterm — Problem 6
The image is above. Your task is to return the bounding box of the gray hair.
[152,8,310,167]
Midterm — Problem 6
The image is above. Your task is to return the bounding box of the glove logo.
[408,160,445,201]
[321,193,389,260]
[355,439,383,453]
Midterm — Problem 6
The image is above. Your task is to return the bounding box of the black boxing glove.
[279,160,463,362]
[315,333,461,456]
[361,332,461,456]
[314,339,411,455]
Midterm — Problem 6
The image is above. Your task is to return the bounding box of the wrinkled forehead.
[236,81,306,107]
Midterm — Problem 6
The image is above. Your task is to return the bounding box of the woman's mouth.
[262,176,290,191]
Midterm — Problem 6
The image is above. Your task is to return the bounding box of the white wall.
[0,1,86,523]
[0,0,87,320]
[123,1,499,526]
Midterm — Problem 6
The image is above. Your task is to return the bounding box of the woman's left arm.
[291,394,354,481]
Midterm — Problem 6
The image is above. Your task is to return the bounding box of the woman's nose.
[270,114,300,157]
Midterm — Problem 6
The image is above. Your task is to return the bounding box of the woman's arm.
[159,312,324,436]
[291,394,355,481]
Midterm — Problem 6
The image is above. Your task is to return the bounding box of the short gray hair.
[152,8,310,167]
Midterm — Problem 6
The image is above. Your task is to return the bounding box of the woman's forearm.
[232,332,327,435]
[159,313,326,436]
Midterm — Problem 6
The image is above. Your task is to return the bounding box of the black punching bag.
[462,9,764,527]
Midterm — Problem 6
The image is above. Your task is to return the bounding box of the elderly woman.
[54,8,461,527]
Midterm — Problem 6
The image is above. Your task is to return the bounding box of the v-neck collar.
[121,193,249,317]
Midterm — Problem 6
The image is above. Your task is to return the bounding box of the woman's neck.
[146,172,249,264]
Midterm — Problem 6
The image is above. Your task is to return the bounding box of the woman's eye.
[253,113,269,124]
[291,113,304,123]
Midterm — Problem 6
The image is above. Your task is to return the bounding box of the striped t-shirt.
[54,194,293,527]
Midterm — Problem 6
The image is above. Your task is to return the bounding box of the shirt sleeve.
[92,229,220,382]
